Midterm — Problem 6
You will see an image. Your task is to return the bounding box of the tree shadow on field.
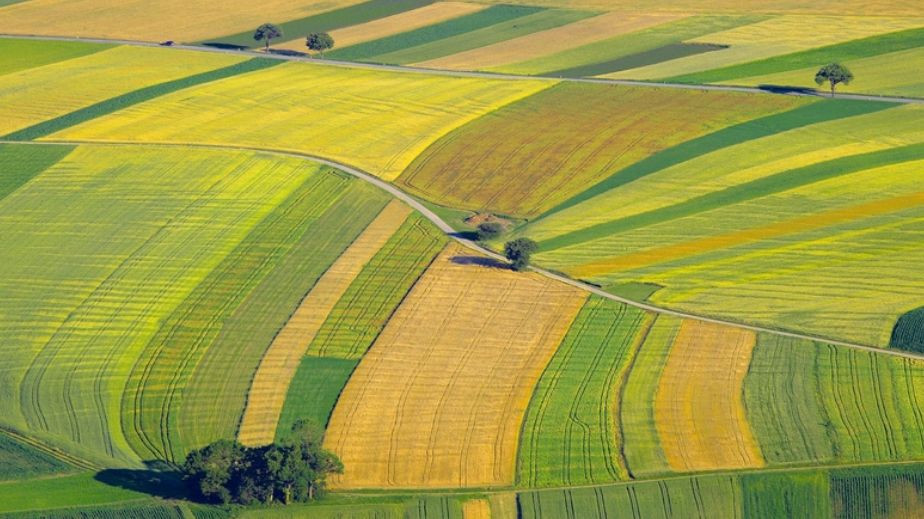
[450,255,510,270]
[450,230,479,241]
[757,84,819,96]
[94,467,188,500]
[201,42,249,51]
[268,48,308,57]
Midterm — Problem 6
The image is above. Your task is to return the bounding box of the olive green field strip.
[0,38,112,76]
[517,297,650,487]
[237,200,411,447]
[275,357,358,443]
[397,82,805,218]
[307,212,448,359]
[125,169,389,463]
[0,472,153,515]
[0,430,76,481]
[203,0,435,48]
[0,143,75,202]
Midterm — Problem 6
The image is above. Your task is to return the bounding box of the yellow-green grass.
[127,172,389,462]
[54,61,551,181]
[0,38,112,76]
[0,46,246,136]
[525,99,903,243]
[618,315,679,478]
[0,144,330,464]
[603,15,924,80]
[745,335,924,465]
[0,0,362,42]
[397,83,802,218]
[418,12,686,71]
[723,46,924,98]
[495,14,764,76]
[307,213,447,359]
[0,473,150,514]
[517,297,651,487]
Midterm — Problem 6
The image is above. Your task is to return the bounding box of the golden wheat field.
[324,245,587,489]
[52,62,551,181]
[237,201,411,446]
[654,320,764,471]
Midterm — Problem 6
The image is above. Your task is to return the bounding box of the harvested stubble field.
[238,200,412,446]
[0,45,245,136]
[518,298,650,487]
[53,62,550,181]
[397,83,802,218]
[324,245,587,488]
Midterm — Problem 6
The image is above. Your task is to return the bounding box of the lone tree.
[504,238,538,272]
[815,63,853,97]
[254,23,283,52]
[476,222,504,241]
[306,32,335,57]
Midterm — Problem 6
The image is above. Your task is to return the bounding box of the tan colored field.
[276,2,486,53]
[463,499,491,519]
[0,0,360,42]
[489,493,518,518]
[417,12,686,70]
[571,190,924,276]
[237,201,411,446]
[474,0,924,16]
[654,320,763,471]
[324,245,587,488]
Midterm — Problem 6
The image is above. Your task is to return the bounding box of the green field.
[0,38,111,76]
[275,357,358,441]
[0,473,150,514]
[0,431,75,481]
[518,298,647,487]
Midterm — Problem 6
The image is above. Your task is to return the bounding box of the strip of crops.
[0,38,111,76]
[324,245,586,489]
[741,471,831,518]
[308,213,447,359]
[745,335,924,465]
[0,431,74,480]
[891,306,924,353]
[204,0,433,48]
[377,9,597,65]
[55,62,549,182]
[399,83,799,218]
[517,297,649,487]
[0,473,150,514]
[619,315,679,478]
[327,5,544,62]
[3,502,198,519]
[0,46,247,137]
[549,43,726,78]
[275,357,358,442]
[830,465,924,519]
[0,143,75,201]
[120,166,364,462]
[671,26,924,84]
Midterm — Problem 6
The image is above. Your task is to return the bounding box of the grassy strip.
[539,128,924,252]
[0,473,149,514]
[548,42,726,78]
[3,502,195,519]
[0,38,112,76]
[307,213,447,359]
[517,298,645,487]
[539,99,892,220]
[670,26,924,84]
[0,143,74,201]
[0,432,74,481]
[373,8,595,65]
[741,471,831,518]
[202,0,433,48]
[327,5,544,62]
[3,58,281,141]
[275,357,358,442]
[890,306,924,353]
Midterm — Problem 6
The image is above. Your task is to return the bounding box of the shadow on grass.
[268,48,309,57]
[757,84,819,96]
[450,231,479,241]
[94,468,188,500]
[201,42,249,51]
[450,256,510,269]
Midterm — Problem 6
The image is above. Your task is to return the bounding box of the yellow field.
[324,245,586,489]
[54,61,551,181]
[463,499,491,519]
[474,1,924,16]
[276,2,487,53]
[571,190,924,277]
[603,15,924,79]
[237,201,411,446]
[0,0,360,42]
[654,320,763,471]
[0,46,244,136]
[418,12,686,71]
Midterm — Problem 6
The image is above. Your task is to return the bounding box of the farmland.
[2,6,924,517]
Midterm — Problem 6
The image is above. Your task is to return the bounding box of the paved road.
[8,138,923,362]
[3,33,923,105]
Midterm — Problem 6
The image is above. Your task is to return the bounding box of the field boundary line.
[0,426,99,471]
[6,138,923,363]
[1,34,922,105]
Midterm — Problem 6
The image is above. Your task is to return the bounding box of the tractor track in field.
[2,33,924,105]
[7,139,924,363]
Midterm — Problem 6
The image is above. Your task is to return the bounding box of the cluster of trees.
[182,421,342,505]
[253,23,334,55]
[473,222,538,271]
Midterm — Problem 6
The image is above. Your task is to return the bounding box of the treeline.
[182,421,342,505]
